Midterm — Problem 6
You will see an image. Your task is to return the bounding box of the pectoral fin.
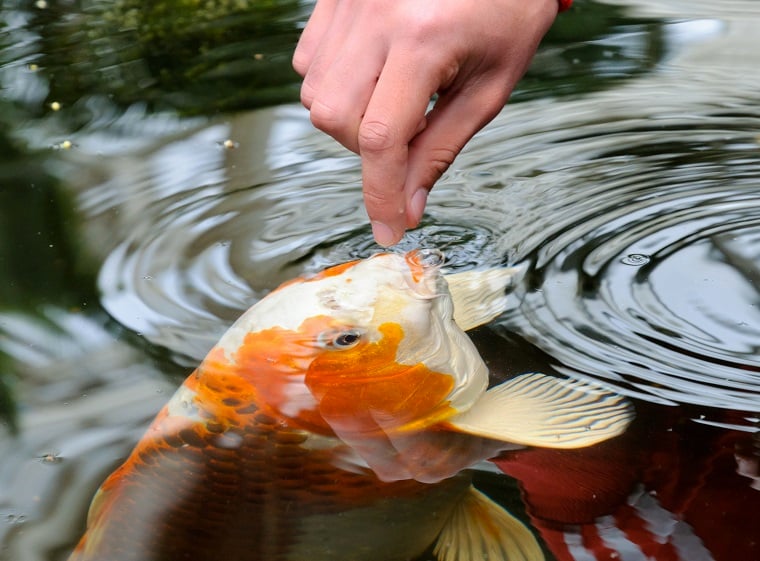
[446,373,634,448]
[444,267,518,331]
[434,485,544,561]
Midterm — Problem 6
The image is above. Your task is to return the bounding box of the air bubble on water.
[37,451,63,464]
[621,253,651,266]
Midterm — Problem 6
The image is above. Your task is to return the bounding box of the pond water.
[1,1,758,560]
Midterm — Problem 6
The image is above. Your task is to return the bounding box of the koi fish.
[69,249,633,561]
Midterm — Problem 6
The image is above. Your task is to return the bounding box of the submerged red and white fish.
[68,249,634,561]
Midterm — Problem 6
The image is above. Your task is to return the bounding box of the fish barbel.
[69,249,633,561]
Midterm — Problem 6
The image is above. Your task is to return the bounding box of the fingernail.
[409,189,428,226]
[371,221,398,247]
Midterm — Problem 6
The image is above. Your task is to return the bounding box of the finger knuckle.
[299,82,315,109]
[291,49,310,77]
[363,186,397,208]
[358,121,396,153]
[428,146,458,177]
[398,8,443,41]
[309,99,344,132]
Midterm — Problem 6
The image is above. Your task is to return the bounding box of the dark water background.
[0,0,758,560]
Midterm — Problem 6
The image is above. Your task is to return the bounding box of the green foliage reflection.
[30,0,303,115]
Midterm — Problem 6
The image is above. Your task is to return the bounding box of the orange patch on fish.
[195,317,456,438]
[306,322,457,436]
[202,337,328,434]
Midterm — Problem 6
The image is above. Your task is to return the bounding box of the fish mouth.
[402,249,446,298]
[405,248,445,268]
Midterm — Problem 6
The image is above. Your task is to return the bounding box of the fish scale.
[70,393,471,561]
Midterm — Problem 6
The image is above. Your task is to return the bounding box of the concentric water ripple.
[95,158,517,365]
[90,15,760,416]
[94,103,760,418]
[489,113,760,415]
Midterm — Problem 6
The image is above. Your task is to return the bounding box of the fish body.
[73,403,473,561]
[70,250,633,561]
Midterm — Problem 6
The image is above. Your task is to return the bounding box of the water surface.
[0,1,758,560]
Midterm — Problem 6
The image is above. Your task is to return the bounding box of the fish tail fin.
[433,485,544,561]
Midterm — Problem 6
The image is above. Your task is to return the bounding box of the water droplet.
[217,139,239,150]
[52,139,75,150]
[621,253,650,266]
[37,451,63,464]
[142,275,153,280]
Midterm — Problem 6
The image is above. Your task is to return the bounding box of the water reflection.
[496,404,759,561]
[1,0,759,560]
[16,0,303,115]
[86,35,760,416]
[0,310,173,561]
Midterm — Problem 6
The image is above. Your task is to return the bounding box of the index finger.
[359,52,446,246]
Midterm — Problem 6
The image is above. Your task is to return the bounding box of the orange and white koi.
[69,249,633,561]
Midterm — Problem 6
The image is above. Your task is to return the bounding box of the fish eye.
[318,329,363,349]
[334,331,362,348]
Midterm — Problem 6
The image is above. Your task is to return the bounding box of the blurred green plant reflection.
[29,0,304,116]
[0,102,96,433]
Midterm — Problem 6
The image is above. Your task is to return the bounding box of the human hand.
[293,0,559,246]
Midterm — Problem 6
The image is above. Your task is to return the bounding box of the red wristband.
[558,0,573,11]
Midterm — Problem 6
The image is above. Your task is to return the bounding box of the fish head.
[208,249,489,437]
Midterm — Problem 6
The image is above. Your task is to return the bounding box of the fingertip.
[371,221,403,247]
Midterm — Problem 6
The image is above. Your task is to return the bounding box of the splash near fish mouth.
[67,249,634,561]
[403,247,446,287]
